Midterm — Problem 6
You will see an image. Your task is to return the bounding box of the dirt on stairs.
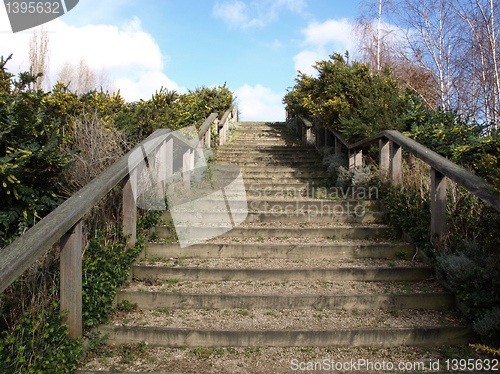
[77,122,476,374]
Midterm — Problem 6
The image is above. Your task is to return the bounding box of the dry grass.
[63,110,130,193]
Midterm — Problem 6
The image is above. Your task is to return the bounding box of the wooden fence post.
[316,120,325,149]
[390,141,402,186]
[379,138,390,183]
[334,135,342,157]
[60,220,83,338]
[354,148,363,167]
[431,168,447,240]
[165,137,173,178]
[183,148,193,187]
[122,170,137,248]
[205,127,210,147]
[325,128,332,147]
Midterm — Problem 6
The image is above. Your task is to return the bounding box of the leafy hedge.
[404,102,500,195]
[283,53,408,142]
[115,86,233,141]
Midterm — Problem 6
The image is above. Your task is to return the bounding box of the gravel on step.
[108,308,466,330]
[79,344,481,374]
[137,257,427,269]
[123,279,444,295]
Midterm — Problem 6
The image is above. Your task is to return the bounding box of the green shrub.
[283,53,408,143]
[115,86,233,141]
[0,302,83,374]
[436,243,500,346]
[380,183,432,254]
[0,66,73,246]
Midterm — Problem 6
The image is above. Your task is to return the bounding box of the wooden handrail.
[298,115,312,128]
[297,115,313,145]
[198,113,218,142]
[216,108,236,146]
[288,114,500,241]
[0,107,235,338]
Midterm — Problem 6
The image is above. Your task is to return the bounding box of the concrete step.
[162,198,380,212]
[229,136,298,140]
[145,242,414,259]
[160,210,388,224]
[232,135,298,140]
[242,177,327,184]
[243,186,378,200]
[217,147,318,153]
[240,171,328,179]
[131,265,432,282]
[216,155,321,163]
[98,325,474,348]
[154,225,397,241]
[116,291,455,311]
[218,155,320,162]
[216,159,324,167]
[246,198,380,211]
[227,143,300,148]
[239,165,326,173]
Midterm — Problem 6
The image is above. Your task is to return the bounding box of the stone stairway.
[78,121,474,373]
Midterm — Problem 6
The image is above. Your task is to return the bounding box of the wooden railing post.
[354,148,362,167]
[334,134,342,157]
[183,148,193,187]
[325,128,332,147]
[122,170,137,248]
[301,121,307,145]
[205,127,210,147]
[60,220,82,338]
[232,106,238,122]
[379,138,390,183]
[158,139,167,196]
[219,122,225,146]
[431,168,447,240]
[221,122,226,145]
[165,137,173,178]
[318,129,325,148]
[390,141,402,186]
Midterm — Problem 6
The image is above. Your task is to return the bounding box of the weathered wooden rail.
[0,107,237,338]
[286,112,500,241]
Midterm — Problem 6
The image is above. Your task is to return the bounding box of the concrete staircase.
[79,122,473,372]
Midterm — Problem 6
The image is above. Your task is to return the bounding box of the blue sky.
[1,0,361,120]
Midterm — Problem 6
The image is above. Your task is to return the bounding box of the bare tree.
[455,0,500,130]
[355,0,440,107]
[356,0,500,129]
[28,28,50,91]
[355,0,394,71]
[390,0,460,110]
[57,59,114,94]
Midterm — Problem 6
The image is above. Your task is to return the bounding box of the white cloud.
[0,10,179,102]
[235,84,285,121]
[213,0,306,30]
[212,0,261,29]
[293,18,355,75]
